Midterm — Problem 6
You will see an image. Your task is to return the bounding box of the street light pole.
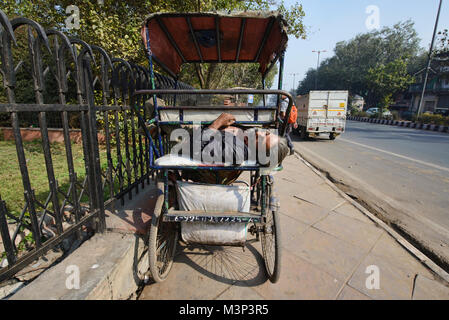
[312,50,326,90]
[289,73,300,94]
[417,0,443,116]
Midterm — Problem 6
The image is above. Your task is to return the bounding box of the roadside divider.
[347,116,449,134]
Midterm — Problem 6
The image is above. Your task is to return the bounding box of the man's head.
[223,95,234,106]
[254,129,289,165]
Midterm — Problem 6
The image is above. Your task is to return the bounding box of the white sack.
[176,181,250,245]
[180,222,247,245]
[176,181,250,212]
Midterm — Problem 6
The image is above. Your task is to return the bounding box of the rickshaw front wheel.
[148,183,178,283]
[260,184,281,283]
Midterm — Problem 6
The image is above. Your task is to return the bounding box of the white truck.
[296,90,348,140]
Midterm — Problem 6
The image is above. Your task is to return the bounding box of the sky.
[276,0,449,91]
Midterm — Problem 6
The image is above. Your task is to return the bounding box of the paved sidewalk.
[139,155,449,300]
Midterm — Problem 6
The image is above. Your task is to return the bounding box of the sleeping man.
[167,113,290,184]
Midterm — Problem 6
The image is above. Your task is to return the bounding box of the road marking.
[339,138,449,173]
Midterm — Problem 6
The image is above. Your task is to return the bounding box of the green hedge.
[415,114,449,126]
[351,111,449,126]
[351,111,368,117]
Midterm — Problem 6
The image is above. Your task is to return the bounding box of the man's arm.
[279,100,288,119]
[208,113,236,130]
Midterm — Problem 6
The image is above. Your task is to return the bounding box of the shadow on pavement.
[175,238,268,287]
[290,132,331,143]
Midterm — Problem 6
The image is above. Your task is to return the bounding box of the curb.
[347,117,449,134]
[8,185,156,300]
[9,232,148,300]
[293,151,449,284]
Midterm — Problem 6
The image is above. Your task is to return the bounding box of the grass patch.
[0,140,88,215]
[0,140,140,217]
[0,138,149,258]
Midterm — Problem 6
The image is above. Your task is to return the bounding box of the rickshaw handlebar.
[133,89,294,136]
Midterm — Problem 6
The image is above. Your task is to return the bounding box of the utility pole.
[289,73,300,94]
[417,0,443,116]
[312,50,326,90]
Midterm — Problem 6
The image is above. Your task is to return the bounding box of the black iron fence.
[0,10,193,282]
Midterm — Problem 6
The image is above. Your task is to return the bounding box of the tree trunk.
[205,64,217,89]
[195,63,205,89]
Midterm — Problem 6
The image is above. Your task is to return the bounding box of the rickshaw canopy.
[141,11,288,77]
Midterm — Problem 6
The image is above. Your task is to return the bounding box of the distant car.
[366,107,392,117]
[365,107,378,115]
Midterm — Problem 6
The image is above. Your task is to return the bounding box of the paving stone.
[290,227,367,281]
[281,156,301,166]
[278,212,309,244]
[295,183,346,210]
[277,176,313,195]
[348,253,416,300]
[278,166,325,188]
[140,248,234,300]
[332,203,374,224]
[105,183,157,235]
[370,233,434,279]
[215,285,264,300]
[279,197,330,225]
[247,250,343,300]
[313,212,383,250]
[412,274,449,300]
[337,285,372,300]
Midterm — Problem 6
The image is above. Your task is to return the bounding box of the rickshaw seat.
[154,154,256,167]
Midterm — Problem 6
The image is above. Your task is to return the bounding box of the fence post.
[0,197,16,266]
[83,57,106,232]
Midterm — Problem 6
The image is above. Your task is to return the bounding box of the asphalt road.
[292,120,449,266]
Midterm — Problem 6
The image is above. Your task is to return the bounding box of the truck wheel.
[329,133,336,140]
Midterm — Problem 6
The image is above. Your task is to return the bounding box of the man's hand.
[209,113,236,130]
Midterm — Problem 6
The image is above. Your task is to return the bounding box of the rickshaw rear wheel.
[148,183,178,283]
[260,181,281,283]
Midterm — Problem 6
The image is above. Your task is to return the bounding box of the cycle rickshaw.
[134,12,294,283]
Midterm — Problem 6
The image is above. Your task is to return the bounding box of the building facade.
[408,65,449,114]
